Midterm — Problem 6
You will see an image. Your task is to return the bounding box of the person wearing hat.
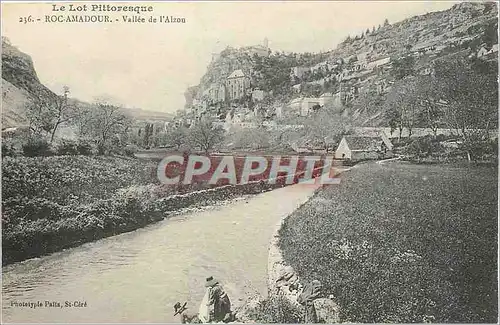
[205,276,232,322]
[275,266,299,295]
[297,279,323,323]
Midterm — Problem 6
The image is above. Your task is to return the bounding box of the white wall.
[335,137,351,159]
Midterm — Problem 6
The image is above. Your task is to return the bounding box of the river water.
[2,183,319,323]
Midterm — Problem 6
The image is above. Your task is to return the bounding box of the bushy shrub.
[404,136,445,158]
[459,138,498,161]
[22,138,54,157]
[76,140,95,155]
[2,139,21,157]
[56,139,79,155]
[244,296,303,323]
[123,144,139,157]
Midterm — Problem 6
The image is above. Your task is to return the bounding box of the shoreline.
[2,179,287,266]
[265,161,497,323]
[248,167,354,322]
[2,159,334,266]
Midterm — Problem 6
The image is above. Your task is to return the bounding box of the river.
[2,183,319,323]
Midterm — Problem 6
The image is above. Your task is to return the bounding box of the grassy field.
[279,161,497,323]
[2,156,159,206]
[1,154,297,264]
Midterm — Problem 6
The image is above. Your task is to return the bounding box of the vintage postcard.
[1,1,498,324]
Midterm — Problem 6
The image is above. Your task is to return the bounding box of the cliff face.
[184,85,199,109]
[1,37,57,128]
[330,2,497,61]
[1,37,173,129]
[184,2,498,126]
[197,47,256,96]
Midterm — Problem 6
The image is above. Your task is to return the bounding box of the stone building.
[226,69,251,100]
[335,135,393,160]
[243,37,270,57]
[208,83,227,103]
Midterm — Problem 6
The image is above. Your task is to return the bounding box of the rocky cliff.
[2,37,57,128]
[1,37,173,129]
[330,2,497,62]
[184,2,498,127]
[198,47,256,95]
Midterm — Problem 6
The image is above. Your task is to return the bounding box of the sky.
[2,1,459,113]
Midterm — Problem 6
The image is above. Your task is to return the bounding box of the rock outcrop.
[1,37,57,128]
[184,2,498,127]
[1,37,173,130]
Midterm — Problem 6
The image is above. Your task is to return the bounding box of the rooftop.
[228,69,246,79]
[343,135,383,151]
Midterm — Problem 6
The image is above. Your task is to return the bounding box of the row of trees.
[18,84,229,157]
[157,119,225,154]
[384,56,498,160]
[344,18,390,43]
[24,89,132,155]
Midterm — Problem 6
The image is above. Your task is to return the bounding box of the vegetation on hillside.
[383,55,497,161]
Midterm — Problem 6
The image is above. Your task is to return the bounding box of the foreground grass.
[2,155,159,205]
[279,161,497,323]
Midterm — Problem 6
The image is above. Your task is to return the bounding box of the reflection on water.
[2,184,318,323]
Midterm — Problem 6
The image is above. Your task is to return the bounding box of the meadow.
[279,161,498,323]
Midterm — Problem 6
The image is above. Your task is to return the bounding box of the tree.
[391,56,415,80]
[88,100,133,154]
[372,26,376,33]
[229,128,270,150]
[304,104,350,148]
[25,86,75,143]
[165,126,188,150]
[432,57,498,160]
[384,77,421,139]
[386,106,403,138]
[73,103,94,138]
[384,18,389,26]
[143,123,154,147]
[366,28,370,35]
[187,118,225,154]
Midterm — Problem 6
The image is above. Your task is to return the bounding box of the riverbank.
[400,155,498,167]
[2,155,299,265]
[277,161,497,323]
[238,168,352,323]
[2,181,320,323]
[237,185,321,323]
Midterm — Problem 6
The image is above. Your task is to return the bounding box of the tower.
[263,37,269,49]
